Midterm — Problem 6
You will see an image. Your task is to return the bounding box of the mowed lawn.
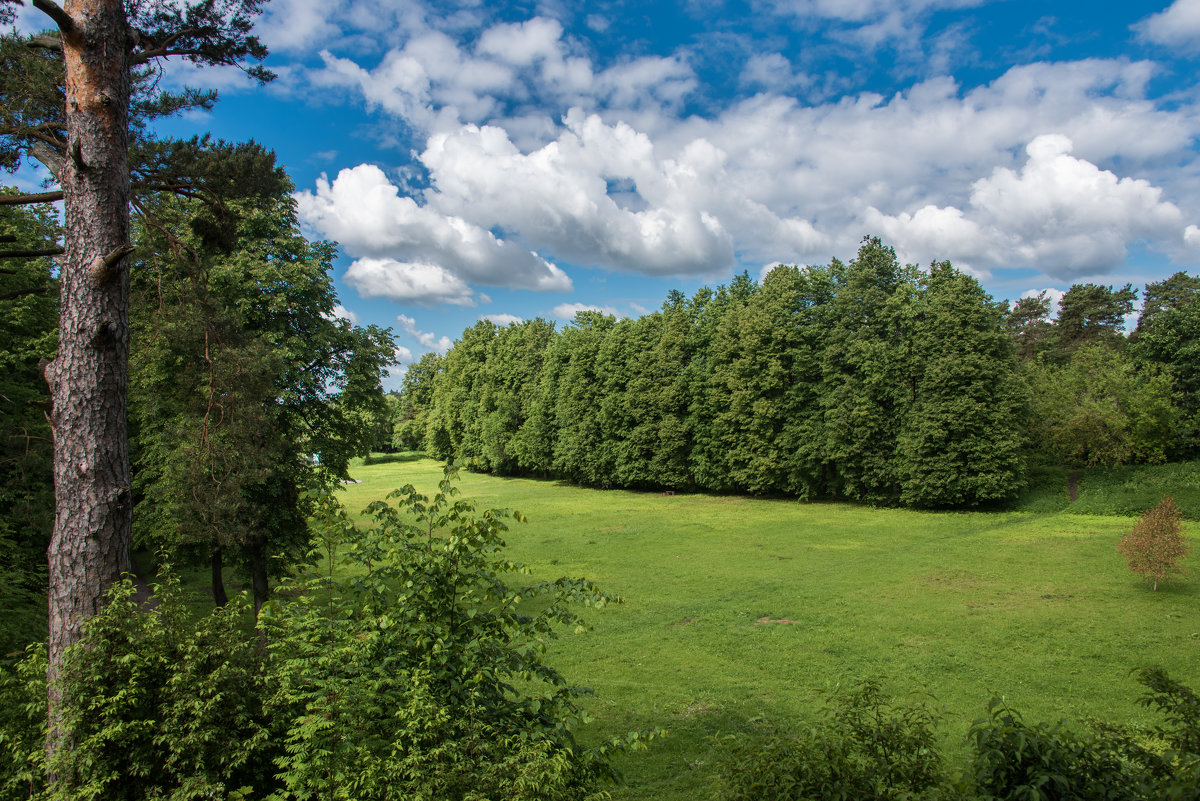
[340,457,1200,800]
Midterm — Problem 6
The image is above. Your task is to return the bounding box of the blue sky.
[15,0,1200,386]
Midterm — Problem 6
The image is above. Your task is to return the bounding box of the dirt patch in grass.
[756,617,797,625]
[924,569,980,590]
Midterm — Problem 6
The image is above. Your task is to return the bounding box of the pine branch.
[27,32,63,51]
[0,246,64,259]
[0,190,64,206]
[31,140,65,180]
[31,0,74,34]
[0,285,54,301]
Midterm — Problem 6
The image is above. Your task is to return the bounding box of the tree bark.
[211,541,228,607]
[248,532,269,617]
[44,0,133,761]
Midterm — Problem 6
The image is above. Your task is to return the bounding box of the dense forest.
[393,238,1199,508]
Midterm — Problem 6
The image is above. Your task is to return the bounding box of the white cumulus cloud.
[550,302,623,320]
[482,313,524,326]
[1136,0,1200,51]
[858,134,1194,278]
[296,14,1200,289]
[969,134,1186,275]
[295,163,573,300]
[420,114,737,276]
[397,314,454,354]
[345,258,476,306]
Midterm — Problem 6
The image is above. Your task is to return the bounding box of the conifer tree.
[821,238,917,503]
[897,262,1026,507]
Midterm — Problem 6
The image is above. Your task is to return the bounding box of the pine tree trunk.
[44,0,132,763]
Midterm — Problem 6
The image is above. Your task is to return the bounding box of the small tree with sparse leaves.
[1119,496,1189,590]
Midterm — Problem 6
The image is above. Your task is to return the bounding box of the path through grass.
[341,457,1200,800]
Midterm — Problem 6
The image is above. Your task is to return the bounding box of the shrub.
[260,466,649,800]
[967,699,1153,801]
[0,568,274,800]
[0,468,643,800]
[1119,496,1189,590]
[712,679,944,800]
[967,668,1200,801]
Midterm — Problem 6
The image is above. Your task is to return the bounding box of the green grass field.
[339,456,1200,800]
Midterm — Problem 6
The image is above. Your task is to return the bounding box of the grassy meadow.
[338,455,1200,800]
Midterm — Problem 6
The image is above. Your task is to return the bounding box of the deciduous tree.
[821,238,918,503]
[1130,272,1200,455]
[131,189,393,612]
[1024,345,1177,467]
[1119,496,1189,590]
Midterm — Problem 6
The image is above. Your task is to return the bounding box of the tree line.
[395,239,1200,508]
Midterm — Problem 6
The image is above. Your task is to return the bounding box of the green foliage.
[0,645,47,798]
[427,320,496,464]
[261,466,643,799]
[0,199,59,651]
[1052,282,1138,357]
[1119,497,1189,591]
[0,569,274,800]
[0,470,639,799]
[130,188,394,605]
[1024,345,1177,468]
[392,351,442,453]
[966,668,1200,800]
[897,262,1026,507]
[820,238,919,503]
[966,700,1152,800]
[1130,273,1200,456]
[419,242,1032,508]
[712,679,944,800]
[707,266,831,497]
[479,319,556,474]
[1003,292,1054,363]
[547,312,618,485]
[1006,461,1200,519]
[1137,666,1200,760]
[713,672,1200,801]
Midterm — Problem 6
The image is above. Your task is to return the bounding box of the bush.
[712,672,1200,801]
[262,465,653,799]
[966,668,1200,801]
[0,568,274,800]
[1119,496,1189,590]
[0,468,643,800]
[967,699,1152,800]
[712,679,945,800]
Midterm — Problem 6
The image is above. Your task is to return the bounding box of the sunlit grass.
[341,456,1199,800]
